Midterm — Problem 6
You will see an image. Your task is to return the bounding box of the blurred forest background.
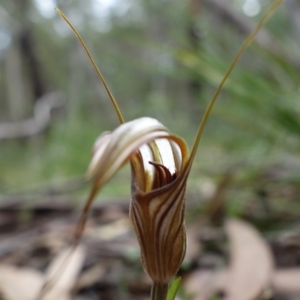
[0,0,300,299]
[0,0,300,209]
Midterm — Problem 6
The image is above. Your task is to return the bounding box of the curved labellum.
[87,117,189,283]
[88,117,179,188]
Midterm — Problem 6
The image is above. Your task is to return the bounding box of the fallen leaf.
[73,262,107,292]
[43,246,85,300]
[224,219,274,300]
[272,268,300,294]
[0,264,43,300]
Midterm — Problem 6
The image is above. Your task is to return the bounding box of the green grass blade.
[167,277,181,300]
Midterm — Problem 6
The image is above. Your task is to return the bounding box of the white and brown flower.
[82,117,190,284]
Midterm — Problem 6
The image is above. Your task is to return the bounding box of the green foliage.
[1,1,299,218]
[167,277,181,300]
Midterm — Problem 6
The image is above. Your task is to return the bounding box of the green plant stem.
[151,282,169,300]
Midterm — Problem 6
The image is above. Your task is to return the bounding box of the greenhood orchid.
[87,117,190,283]
[53,2,282,299]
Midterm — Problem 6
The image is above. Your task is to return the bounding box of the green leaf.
[167,277,181,300]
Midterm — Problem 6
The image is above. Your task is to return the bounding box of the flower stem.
[151,282,169,300]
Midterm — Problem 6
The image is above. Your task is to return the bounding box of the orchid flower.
[54,3,282,299]
[88,117,190,285]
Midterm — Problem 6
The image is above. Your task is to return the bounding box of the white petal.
[139,144,155,178]
[154,139,177,175]
[87,117,170,188]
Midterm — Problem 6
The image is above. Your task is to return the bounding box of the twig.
[0,92,65,141]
